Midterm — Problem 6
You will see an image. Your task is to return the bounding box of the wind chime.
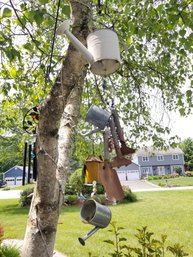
[56,15,134,244]
[23,106,39,183]
[85,105,135,201]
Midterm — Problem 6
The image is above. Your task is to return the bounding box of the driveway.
[121,180,159,192]
[121,180,193,192]
[0,189,21,199]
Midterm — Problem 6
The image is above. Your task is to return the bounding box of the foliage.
[68,168,85,194]
[148,174,179,180]
[0,244,20,257]
[2,187,10,191]
[184,171,192,177]
[121,187,137,203]
[101,224,189,257]
[68,168,104,196]
[64,195,79,205]
[180,138,193,170]
[19,187,34,207]
[174,166,183,175]
[0,225,20,257]
[148,176,193,187]
[0,136,23,173]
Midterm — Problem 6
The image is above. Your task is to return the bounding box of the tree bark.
[21,1,91,256]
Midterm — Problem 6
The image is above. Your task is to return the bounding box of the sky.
[171,113,193,141]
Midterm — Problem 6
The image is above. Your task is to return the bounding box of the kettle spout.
[56,20,94,64]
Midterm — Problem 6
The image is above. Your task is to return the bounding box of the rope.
[46,0,61,78]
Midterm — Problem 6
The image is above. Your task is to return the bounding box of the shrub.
[68,168,104,196]
[0,244,20,257]
[19,187,34,207]
[97,223,189,257]
[174,166,182,176]
[0,226,20,257]
[185,171,192,177]
[170,172,180,178]
[68,168,84,193]
[64,195,79,205]
[90,194,106,205]
[121,187,137,203]
[2,187,10,191]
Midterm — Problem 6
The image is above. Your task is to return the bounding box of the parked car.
[0,181,7,188]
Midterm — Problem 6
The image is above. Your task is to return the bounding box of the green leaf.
[10,67,17,78]
[62,5,71,17]
[20,3,27,11]
[179,29,186,37]
[2,8,12,17]
[39,0,49,4]
[103,240,114,245]
[33,10,44,25]
[186,90,192,98]
[179,107,185,116]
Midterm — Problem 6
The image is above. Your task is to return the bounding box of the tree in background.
[0,0,193,256]
[0,135,23,173]
[180,137,193,171]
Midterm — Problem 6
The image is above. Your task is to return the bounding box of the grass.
[0,190,193,256]
[149,176,193,187]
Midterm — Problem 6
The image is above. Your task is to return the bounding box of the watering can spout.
[56,20,94,64]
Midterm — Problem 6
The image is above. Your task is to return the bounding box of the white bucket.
[87,29,121,76]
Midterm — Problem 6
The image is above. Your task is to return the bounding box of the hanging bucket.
[85,105,111,130]
[87,29,121,75]
[78,199,112,245]
[84,156,103,184]
[80,199,111,227]
[57,21,121,76]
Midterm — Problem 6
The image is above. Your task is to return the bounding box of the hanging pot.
[85,105,111,130]
[56,20,121,75]
[78,199,112,245]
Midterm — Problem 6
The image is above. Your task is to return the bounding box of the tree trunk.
[21,1,91,256]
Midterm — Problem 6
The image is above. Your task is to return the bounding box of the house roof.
[4,165,25,175]
[136,147,184,156]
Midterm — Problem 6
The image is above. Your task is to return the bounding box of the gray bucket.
[85,105,111,130]
[80,199,111,228]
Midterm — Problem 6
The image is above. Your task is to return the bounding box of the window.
[141,167,151,175]
[172,154,179,160]
[142,156,149,162]
[157,155,164,161]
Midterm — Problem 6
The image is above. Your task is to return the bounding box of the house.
[117,162,140,181]
[117,147,185,180]
[136,147,185,178]
[3,166,31,186]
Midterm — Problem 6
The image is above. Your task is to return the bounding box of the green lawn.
[1,190,193,256]
[149,176,193,187]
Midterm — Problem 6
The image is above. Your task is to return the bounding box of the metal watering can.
[85,105,111,130]
[56,20,121,75]
[78,199,112,245]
